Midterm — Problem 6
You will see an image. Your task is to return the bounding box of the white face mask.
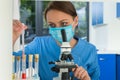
[49,24,74,44]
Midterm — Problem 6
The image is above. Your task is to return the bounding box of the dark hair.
[44,1,77,21]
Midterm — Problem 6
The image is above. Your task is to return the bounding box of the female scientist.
[13,1,100,80]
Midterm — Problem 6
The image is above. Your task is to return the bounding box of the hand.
[72,65,91,80]
[13,20,27,45]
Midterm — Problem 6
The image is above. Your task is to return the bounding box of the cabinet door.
[117,55,120,80]
[98,54,116,80]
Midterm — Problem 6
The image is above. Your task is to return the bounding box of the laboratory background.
[0,0,120,80]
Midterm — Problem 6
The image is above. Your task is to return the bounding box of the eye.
[49,23,56,28]
[61,22,68,27]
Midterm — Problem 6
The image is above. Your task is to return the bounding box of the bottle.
[12,56,15,80]
[28,54,33,80]
[16,56,21,80]
[33,54,40,80]
[22,55,26,80]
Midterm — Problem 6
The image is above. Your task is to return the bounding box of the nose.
[55,24,61,28]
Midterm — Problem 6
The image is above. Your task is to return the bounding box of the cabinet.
[117,55,120,80]
[98,54,116,80]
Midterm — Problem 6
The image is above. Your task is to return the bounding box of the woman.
[13,1,100,80]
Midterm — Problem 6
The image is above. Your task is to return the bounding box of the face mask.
[49,24,74,44]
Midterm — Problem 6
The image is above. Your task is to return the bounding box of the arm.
[13,19,27,46]
[12,37,39,72]
[72,65,91,80]
[87,46,100,80]
[13,37,39,56]
[12,19,38,56]
[72,46,100,80]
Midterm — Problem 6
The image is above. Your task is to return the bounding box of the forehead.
[46,9,73,22]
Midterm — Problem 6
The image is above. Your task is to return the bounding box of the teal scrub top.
[13,36,100,80]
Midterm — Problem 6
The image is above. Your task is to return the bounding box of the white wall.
[105,1,120,51]
[89,1,120,53]
[0,0,12,79]
[13,0,21,51]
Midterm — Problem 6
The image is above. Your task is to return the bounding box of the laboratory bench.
[98,53,120,80]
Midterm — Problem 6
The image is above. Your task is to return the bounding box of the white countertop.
[97,49,120,54]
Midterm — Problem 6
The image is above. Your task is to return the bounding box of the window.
[72,1,89,41]
[20,1,89,43]
[20,0,36,43]
[117,3,120,18]
[92,2,104,26]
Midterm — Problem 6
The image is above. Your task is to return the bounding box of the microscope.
[49,29,76,80]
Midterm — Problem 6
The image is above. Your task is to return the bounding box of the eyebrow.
[48,19,69,24]
[59,19,69,23]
